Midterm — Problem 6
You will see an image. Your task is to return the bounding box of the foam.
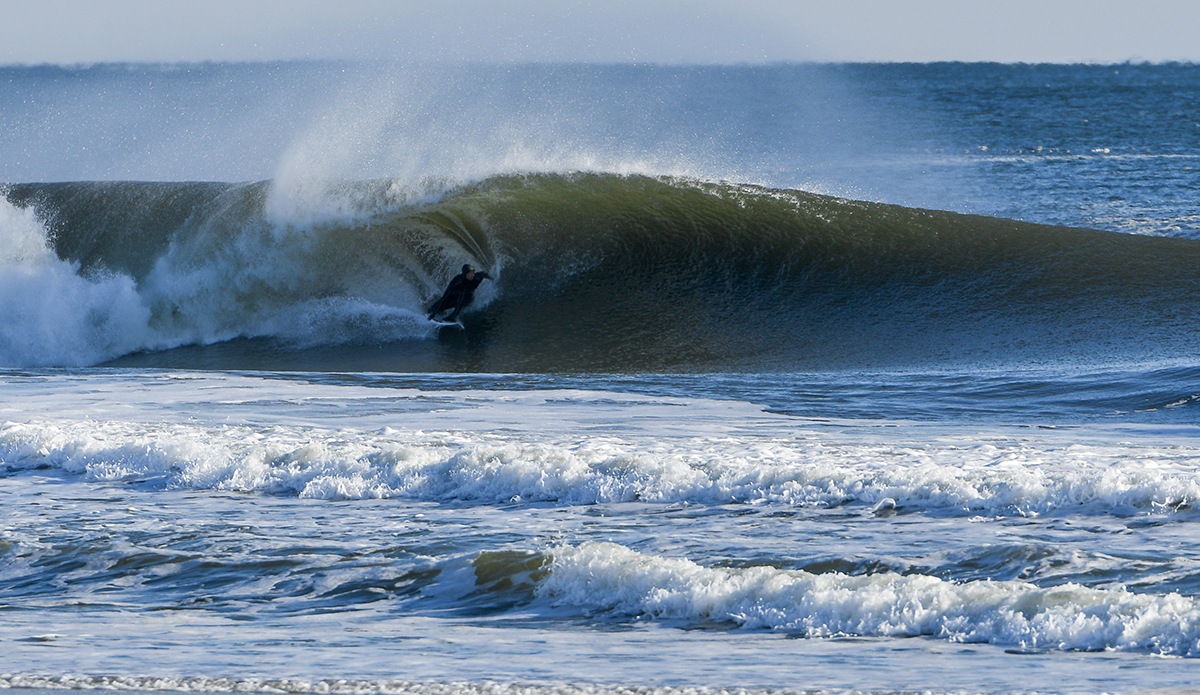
[0,199,152,367]
[0,676,847,695]
[542,541,1200,656]
[3,415,1199,515]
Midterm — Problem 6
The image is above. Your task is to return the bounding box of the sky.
[2,0,1198,65]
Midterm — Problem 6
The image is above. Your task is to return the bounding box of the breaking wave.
[5,173,1200,371]
[540,542,1200,656]
[3,418,1198,515]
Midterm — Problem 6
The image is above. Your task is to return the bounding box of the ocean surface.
[3,61,1200,695]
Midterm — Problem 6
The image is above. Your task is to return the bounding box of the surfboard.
[430,318,464,329]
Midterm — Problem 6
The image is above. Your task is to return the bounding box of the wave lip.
[542,542,1200,656]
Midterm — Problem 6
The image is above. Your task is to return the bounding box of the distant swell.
[5,174,1200,371]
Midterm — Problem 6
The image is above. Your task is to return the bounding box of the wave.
[538,542,1200,656]
[0,195,150,366]
[0,677,826,695]
[5,174,1200,371]
[4,418,1198,515]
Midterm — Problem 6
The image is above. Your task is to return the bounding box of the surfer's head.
[462,264,475,275]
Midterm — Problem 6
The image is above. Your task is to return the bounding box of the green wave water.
[6,173,1200,371]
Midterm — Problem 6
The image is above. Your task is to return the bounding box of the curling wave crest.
[7,173,1200,370]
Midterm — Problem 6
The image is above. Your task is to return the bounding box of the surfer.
[427,264,491,322]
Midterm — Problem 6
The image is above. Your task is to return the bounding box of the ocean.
[3,61,1200,695]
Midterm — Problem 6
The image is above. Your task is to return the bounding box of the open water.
[3,61,1200,695]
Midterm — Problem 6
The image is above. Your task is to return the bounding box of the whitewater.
[4,61,1200,695]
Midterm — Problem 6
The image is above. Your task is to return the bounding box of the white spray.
[0,199,152,367]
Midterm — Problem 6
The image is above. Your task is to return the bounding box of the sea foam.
[542,541,1200,655]
[3,417,1199,515]
[0,199,151,367]
[0,676,843,695]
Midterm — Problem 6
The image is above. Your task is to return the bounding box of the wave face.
[5,174,1200,371]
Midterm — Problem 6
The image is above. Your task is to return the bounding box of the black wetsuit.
[428,271,491,320]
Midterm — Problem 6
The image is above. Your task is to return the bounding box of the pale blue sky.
[2,0,1197,65]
